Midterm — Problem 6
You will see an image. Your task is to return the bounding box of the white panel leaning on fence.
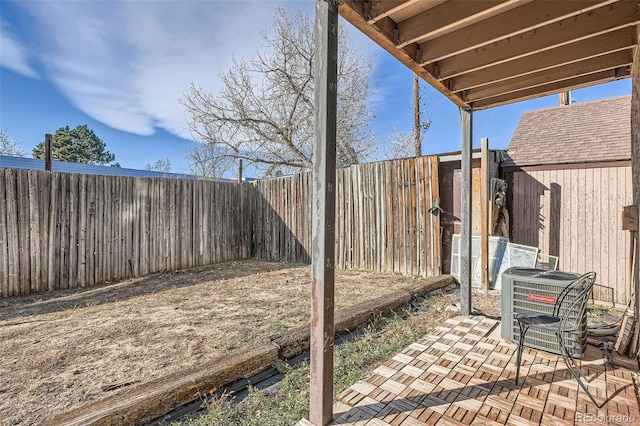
[450,234,559,290]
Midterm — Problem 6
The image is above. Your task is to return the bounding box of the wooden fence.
[1,156,441,298]
[252,171,312,263]
[0,169,253,297]
[253,156,441,276]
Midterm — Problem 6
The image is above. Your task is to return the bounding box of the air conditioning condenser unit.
[501,267,587,358]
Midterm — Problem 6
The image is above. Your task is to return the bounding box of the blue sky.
[0,0,632,177]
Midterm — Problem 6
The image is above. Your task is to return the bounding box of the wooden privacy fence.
[0,169,253,297]
[253,156,441,276]
[1,156,441,298]
[252,171,312,263]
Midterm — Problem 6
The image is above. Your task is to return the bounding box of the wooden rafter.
[368,0,446,24]
[339,0,640,110]
[447,28,637,92]
[396,0,524,47]
[418,0,619,64]
[465,50,634,102]
[472,68,631,109]
[435,2,640,79]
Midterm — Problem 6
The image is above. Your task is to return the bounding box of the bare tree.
[145,158,172,172]
[384,123,415,160]
[383,75,432,160]
[0,130,26,156]
[185,144,233,179]
[180,7,376,177]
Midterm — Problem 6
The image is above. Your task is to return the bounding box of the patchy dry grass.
[0,260,436,426]
[172,287,502,426]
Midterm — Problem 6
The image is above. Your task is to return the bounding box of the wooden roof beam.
[436,1,640,79]
[396,0,523,48]
[418,0,619,64]
[471,68,631,109]
[367,0,413,22]
[367,0,446,24]
[465,50,635,102]
[445,27,638,91]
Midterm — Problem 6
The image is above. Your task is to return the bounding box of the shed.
[502,96,632,305]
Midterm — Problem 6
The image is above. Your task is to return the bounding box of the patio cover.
[339,0,639,109]
[309,1,640,425]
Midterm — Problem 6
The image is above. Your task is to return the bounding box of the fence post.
[481,138,489,290]
[45,134,52,172]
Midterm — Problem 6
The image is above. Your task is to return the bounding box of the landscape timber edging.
[46,274,455,426]
[43,343,280,426]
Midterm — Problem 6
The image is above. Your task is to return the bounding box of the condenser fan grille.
[501,268,586,358]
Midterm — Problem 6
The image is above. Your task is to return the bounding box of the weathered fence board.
[252,156,441,276]
[0,171,7,297]
[6,169,20,295]
[0,170,254,297]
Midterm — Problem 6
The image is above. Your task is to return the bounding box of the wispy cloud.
[0,18,38,79]
[8,1,312,139]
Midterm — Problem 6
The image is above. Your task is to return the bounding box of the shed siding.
[508,164,631,305]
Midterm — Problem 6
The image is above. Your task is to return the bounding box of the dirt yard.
[0,260,500,425]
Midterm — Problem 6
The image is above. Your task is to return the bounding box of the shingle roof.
[506,95,631,167]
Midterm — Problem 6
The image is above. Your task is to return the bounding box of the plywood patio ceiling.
[339,0,640,110]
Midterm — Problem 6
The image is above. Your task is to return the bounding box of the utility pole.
[414,73,421,157]
[413,73,431,157]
